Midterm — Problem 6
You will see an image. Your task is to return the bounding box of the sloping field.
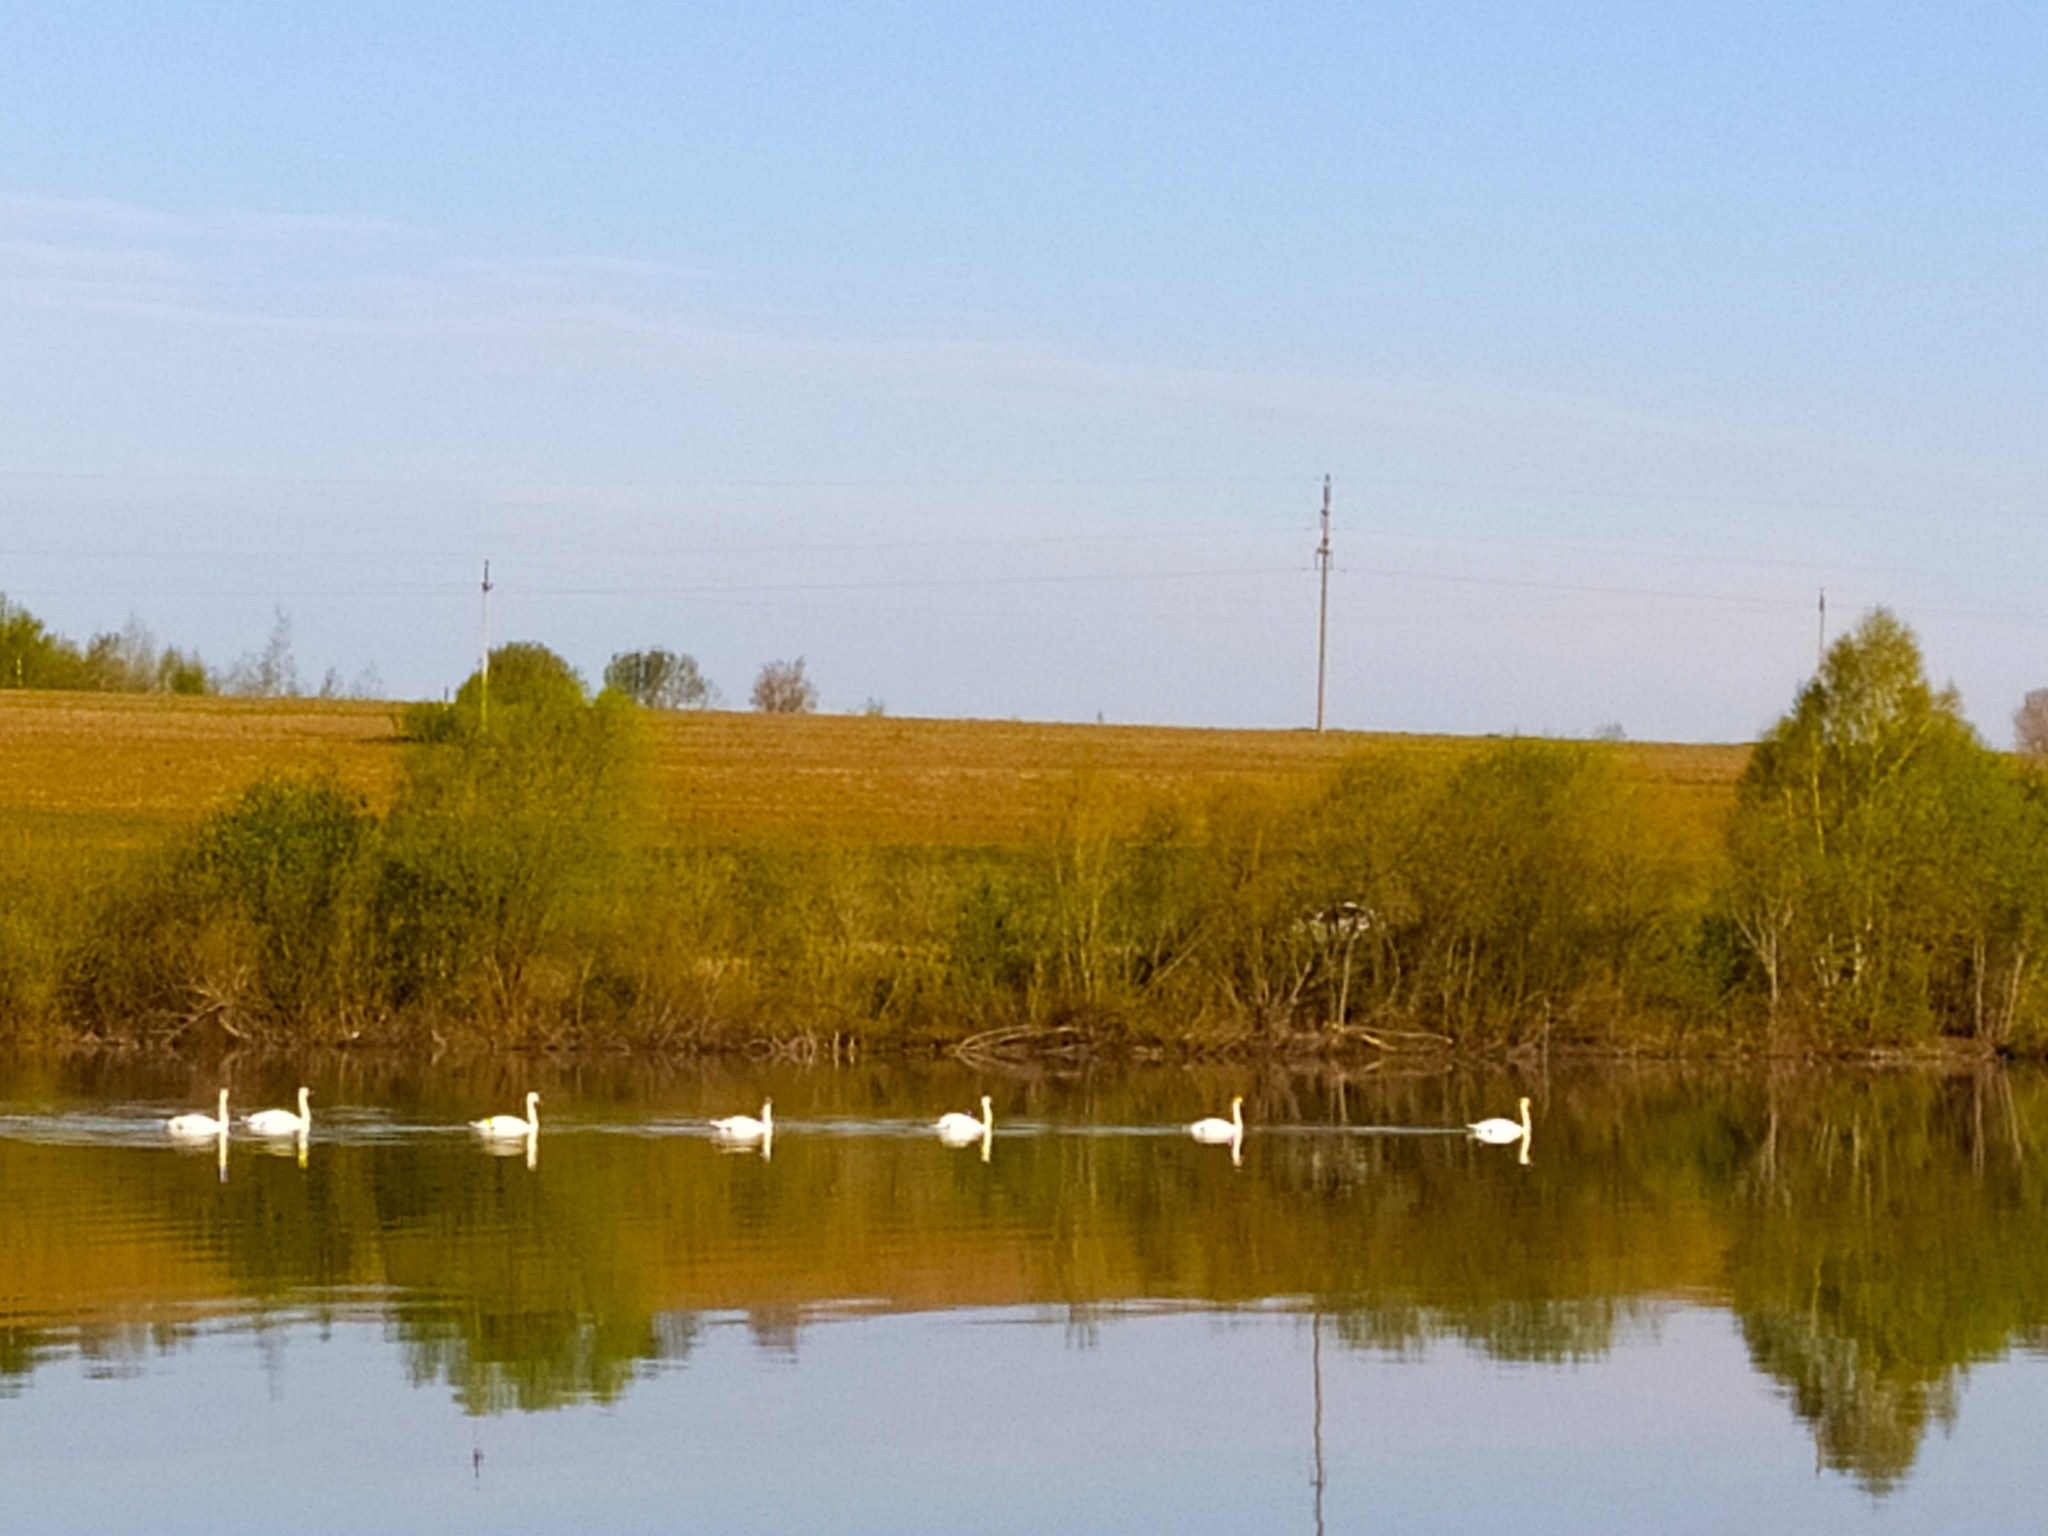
[0,692,1751,856]
[0,694,398,859]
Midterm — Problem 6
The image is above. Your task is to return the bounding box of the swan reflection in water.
[166,1124,230,1180]
[248,1128,311,1169]
[477,1128,538,1169]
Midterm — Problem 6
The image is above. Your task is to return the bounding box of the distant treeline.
[0,596,382,699]
[0,592,815,715]
[1,596,213,694]
[4,610,2048,1056]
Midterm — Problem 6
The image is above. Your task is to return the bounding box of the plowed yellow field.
[0,692,1749,855]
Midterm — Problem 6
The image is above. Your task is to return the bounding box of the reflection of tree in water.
[1742,1307,1957,1492]
[398,1302,698,1415]
[1327,1296,1640,1364]
[745,1305,800,1354]
[1728,1071,2046,1492]
[367,1139,705,1414]
[0,1325,55,1395]
[1062,1303,1105,1351]
[1302,1069,2048,1491]
[0,1317,211,1396]
[8,1061,2048,1480]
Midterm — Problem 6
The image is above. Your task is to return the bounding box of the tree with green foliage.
[81,618,211,694]
[1300,739,1684,1040]
[604,648,713,710]
[400,642,587,742]
[376,647,645,1027]
[0,596,82,690]
[458,640,585,716]
[1722,609,2048,1043]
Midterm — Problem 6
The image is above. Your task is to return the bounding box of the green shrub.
[373,681,645,1031]
[195,769,372,1027]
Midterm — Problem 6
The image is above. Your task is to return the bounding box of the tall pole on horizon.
[1315,476,1332,732]
[1817,585,1826,672]
[480,559,493,730]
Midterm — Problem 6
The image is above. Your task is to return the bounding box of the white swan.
[472,1091,540,1138]
[710,1100,772,1142]
[167,1089,229,1138]
[245,1086,311,1137]
[1468,1096,1532,1146]
[1189,1096,1245,1144]
[936,1095,993,1146]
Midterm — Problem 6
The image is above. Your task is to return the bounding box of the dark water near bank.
[4,1056,2047,1533]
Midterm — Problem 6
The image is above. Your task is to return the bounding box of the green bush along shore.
[5,611,2048,1056]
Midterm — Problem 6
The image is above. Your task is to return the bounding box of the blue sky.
[3,2,2044,739]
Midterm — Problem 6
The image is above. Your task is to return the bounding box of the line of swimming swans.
[166,1088,539,1141]
[728,1091,1531,1160]
[166,1087,1535,1163]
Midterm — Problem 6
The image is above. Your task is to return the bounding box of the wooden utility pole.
[1315,476,1332,732]
[1817,586,1827,672]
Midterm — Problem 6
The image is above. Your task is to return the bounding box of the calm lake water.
[4,1055,2047,1534]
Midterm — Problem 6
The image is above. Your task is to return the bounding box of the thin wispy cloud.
[0,194,170,231]
[0,238,179,275]
[0,190,2026,537]
[0,193,426,242]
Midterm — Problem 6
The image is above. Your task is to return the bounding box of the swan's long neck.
[526,1092,540,1130]
[1231,1097,1243,1133]
[216,1089,229,1122]
[761,1101,773,1130]
[297,1087,311,1119]
[1520,1097,1532,1138]
[981,1096,993,1132]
